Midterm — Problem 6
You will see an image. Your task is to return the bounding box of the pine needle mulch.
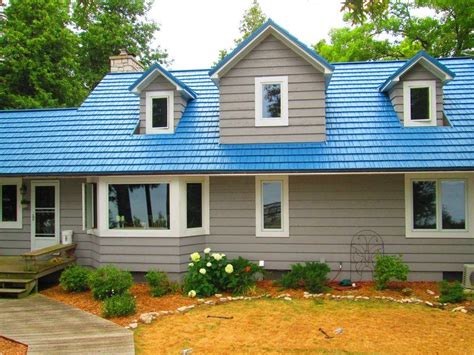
[0,336,27,355]
[134,299,474,355]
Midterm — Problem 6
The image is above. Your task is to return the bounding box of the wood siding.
[219,35,326,144]
[207,175,474,281]
[389,63,444,126]
[138,76,187,134]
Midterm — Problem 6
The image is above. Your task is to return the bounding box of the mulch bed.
[0,336,27,355]
[41,280,472,327]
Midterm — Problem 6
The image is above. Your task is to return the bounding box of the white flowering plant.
[183,249,264,297]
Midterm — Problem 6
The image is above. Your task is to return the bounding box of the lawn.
[134,298,473,354]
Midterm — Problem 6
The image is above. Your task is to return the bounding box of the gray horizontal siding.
[389,63,444,125]
[138,76,187,134]
[219,34,326,144]
[207,175,474,280]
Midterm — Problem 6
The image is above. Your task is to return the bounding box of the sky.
[150,0,347,70]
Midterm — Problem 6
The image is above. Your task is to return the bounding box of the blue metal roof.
[129,63,197,99]
[209,19,334,77]
[0,57,473,175]
[379,50,456,92]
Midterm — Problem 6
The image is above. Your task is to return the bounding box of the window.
[405,175,472,238]
[108,184,170,230]
[82,183,97,230]
[0,179,22,229]
[256,176,289,237]
[186,183,202,229]
[403,81,436,126]
[145,91,174,134]
[255,76,288,127]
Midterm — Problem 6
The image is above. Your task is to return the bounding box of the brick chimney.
[109,49,143,73]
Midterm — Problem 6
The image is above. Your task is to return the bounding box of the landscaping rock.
[177,305,195,313]
[283,297,292,301]
[215,294,223,298]
[139,313,154,324]
[129,322,138,329]
[197,298,205,304]
[219,298,228,303]
[401,287,413,296]
[426,289,435,295]
[204,301,215,305]
[460,309,468,314]
[425,301,434,307]
[277,293,291,299]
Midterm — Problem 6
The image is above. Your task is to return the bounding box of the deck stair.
[0,243,77,298]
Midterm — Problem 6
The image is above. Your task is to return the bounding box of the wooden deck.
[0,294,135,354]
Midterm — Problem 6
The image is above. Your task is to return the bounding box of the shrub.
[88,265,133,300]
[59,265,91,292]
[183,249,263,297]
[373,254,409,290]
[102,293,136,318]
[145,270,171,297]
[439,280,466,304]
[280,262,330,293]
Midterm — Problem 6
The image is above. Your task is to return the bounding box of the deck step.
[0,278,35,284]
[0,288,26,294]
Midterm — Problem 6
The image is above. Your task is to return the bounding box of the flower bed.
[0,336,27,355]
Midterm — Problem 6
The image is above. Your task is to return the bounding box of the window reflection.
[413,181,437,229]
[262,84,281,118]
[441,181,465,230]
[263,182,282,229]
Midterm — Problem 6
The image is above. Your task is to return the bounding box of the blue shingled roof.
[0,57,473,175]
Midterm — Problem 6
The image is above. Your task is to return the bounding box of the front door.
[31,181,60,250]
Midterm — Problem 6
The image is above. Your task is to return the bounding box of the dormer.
[129,63,197,134]
[210,20,334,144]
[380,51,455,127]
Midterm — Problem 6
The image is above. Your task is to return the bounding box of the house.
[0,20,473,281]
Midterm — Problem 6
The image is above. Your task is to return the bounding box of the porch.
[0,243,77,298]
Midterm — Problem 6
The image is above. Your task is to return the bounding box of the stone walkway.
[0,294,134,354]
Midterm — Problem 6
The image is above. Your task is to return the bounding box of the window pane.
[35,211,55,237]
[2,185,17,222]
[152,98,168,128]
[410,87,430,120]
[263,182,282,229]
[413,181,437,229]
[187,183,202,229]
[84,183,96,229]
[35,186,55,208]
[108,184,170,230]
[441,181,466,230]
[262,84,281,118]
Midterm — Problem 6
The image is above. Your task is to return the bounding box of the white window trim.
[82,182,96,232]
[404,173,474,238]
[145,90,174,134]
[180,177,210,237]
[0,178,22,229]
[403,80,437,127]
[255,175,289,238]
[255,76,288,127]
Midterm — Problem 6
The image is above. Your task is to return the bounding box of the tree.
[317,0,473,62]
[341,0,390,24]
[0,0,86,109]
[73,0,169,91]
[214,0,267,64]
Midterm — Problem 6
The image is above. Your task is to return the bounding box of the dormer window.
[255,76,288,127]
[403,81,437,127]
[146,91,174,134]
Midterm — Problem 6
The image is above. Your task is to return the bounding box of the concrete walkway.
[0,294,134,354]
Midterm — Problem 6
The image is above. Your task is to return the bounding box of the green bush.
[183,249,263,297]
[88,265,133,300]
[102,293,136,318]
[280,262,330,293]
[373,254,409,290]
[439,280,466,304]
[145,270,171,297]
[59,265,91,292]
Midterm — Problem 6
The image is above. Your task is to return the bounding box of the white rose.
[199,268,206,275]
[207,262,212,267]
[188,262,194,267]
[225,264,234,274]
[212,253,222,261]
[188,290,196,298]
[204,248,211,254]
[190,252,201,262]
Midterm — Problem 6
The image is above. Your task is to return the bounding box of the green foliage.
[102,292,136,318]
[280,262,330,293]
[439,280,466,304]
[214,0,267,65]
[0,0,87,109]
[341,0,391,24]
[183,250,263,297]
[373,255,409,290]
[73,0,169,91]
[88,265,133,300]
[59,265,91,292]
[145,270,171,297]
